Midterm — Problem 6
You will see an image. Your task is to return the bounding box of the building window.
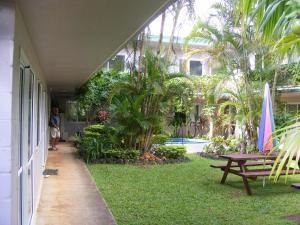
[108,55,125,71]
[36,82,41,146]
[28,70,34,159]
[189,60,202,75]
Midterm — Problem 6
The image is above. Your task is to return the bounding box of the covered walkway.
[36,143,116,225]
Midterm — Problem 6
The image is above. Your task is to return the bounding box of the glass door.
[19,66,34,225]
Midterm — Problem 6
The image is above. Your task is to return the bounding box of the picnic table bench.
[211,153,300,195]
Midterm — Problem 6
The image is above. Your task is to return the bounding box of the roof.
[17,0,171,92]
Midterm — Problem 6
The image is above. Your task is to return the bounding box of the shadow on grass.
[218,178,300,197]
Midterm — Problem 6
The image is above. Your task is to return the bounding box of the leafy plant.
[151,134,169,145]
[165,76,195,113]
[75,70,125,122]
[83,124,106,133]
[109,49,169,152]
[78,124,117,163]
[70,133,82,148]
[204,136,240,155]
[79,137,104,163]
[155,145,186,159]
[103,149,140,160]
[270,121,300,182]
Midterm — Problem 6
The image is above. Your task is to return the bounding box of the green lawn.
[88,155,300,225]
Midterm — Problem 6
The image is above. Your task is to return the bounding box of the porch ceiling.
[17,0,170,91]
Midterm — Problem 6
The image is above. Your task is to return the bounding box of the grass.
[88,155,300,225]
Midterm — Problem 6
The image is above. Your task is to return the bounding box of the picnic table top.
[220,153,278,161]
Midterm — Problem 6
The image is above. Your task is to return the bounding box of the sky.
[148,0,217,38]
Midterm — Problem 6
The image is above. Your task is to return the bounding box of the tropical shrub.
[71,133,82,148]
[151,134,169,145]
[75,70,126,122]
[199,135,210,140]
[83,124,115,144]
[82,131,101,139]
[155,145,186,159]
[83,124,106,133]
[79,137,104,163]
[103,149,140,160]
[109,50,169,152]
[270,121,300,182]
[79,124,117,163]
[203,136,240,155]
[165,76,195,113]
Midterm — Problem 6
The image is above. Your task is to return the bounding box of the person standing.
[49,107,60,150]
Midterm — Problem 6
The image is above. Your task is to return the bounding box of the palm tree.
[184,0,263,146]
[236,0,300,58]
[216,78,262,151]
[236,0,300,179]
[109,50,169,152]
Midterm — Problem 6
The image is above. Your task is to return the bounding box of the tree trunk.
[272,69,278,111]
[138,32,146,81]
[131,40,138,76]
[157,12,166,55]
[208,118,213,138]
[167,1,182,59]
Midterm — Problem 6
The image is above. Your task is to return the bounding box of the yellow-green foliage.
[155,145,186,159]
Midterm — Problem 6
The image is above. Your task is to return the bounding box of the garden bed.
[93,157,190,165]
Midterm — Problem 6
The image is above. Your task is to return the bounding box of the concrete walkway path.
[36,143,116,225]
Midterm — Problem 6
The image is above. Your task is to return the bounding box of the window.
[108,55,125,71]
[195,105,200,117]
[18,66,24,225]
[179,59,185,73]
[27,163,33,223]
[28,70,34,159]
[189,60,202,75]
[19,64,35,225]
[19,67,24,168]
[36,83,41,146]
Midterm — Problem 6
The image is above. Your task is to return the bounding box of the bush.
[152,134,169,144]
[82,124,114,144]
[83,131,101,139]
[211,136,225,144]
[155,145,186,159]
[83,124,106,133]
[103,149,139,160]
[199,135,210,140]
[203,136,240,155]
[79,124,115,163]
[79,137,104,163]
[70,133,82,147]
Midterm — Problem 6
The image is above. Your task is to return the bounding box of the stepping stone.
[291,183,300,189]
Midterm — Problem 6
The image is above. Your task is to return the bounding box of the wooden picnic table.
[211,153,300,195]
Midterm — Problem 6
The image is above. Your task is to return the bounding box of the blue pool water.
[165,138,210,145]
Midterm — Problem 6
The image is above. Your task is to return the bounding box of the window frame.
[189,60,202,76]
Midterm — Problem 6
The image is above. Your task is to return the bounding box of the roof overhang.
[17,0,171,92]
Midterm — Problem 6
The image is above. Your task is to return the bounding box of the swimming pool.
[164,138,211,154]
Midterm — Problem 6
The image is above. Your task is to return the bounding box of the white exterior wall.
[0,1,15,224]
[115,44,211,75]
[0,2,49,225]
